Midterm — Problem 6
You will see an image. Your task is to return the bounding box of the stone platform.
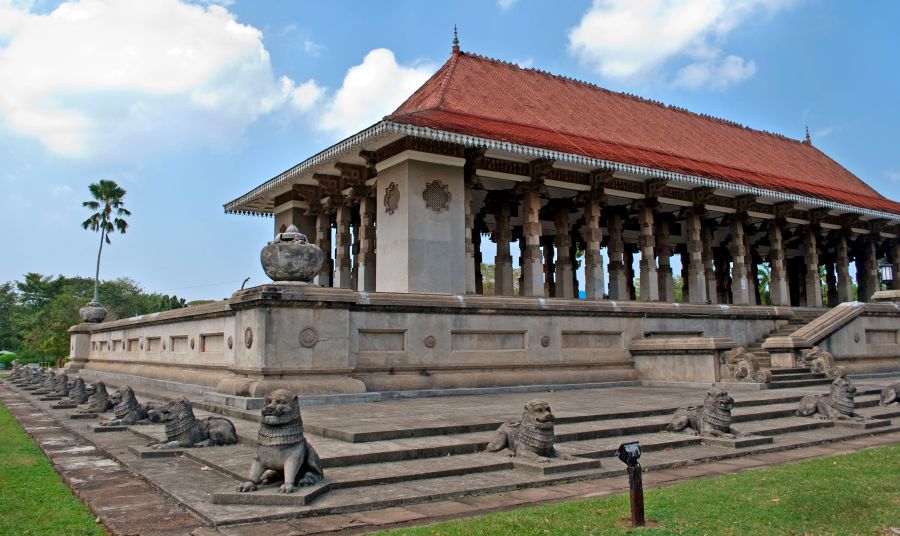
[3,377,900,530]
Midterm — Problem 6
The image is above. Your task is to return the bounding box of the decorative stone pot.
[79,301,108,323]
[260,225,324,283]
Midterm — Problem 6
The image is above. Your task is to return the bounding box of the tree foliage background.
[0,273,185,366]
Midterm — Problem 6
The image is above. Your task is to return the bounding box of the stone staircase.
[7,378,900,527]
[746,309,832,388]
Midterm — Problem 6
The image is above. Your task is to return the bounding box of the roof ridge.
[457,50,805,146]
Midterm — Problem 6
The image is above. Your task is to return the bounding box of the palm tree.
[757,264,771,305]
[82,180,131,304]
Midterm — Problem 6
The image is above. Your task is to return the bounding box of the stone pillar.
[583,197,605,299]
[521,190,544,297]
[350,215,360,290]
[788,257,802,306]
[358,192,377,292]
[656,217,674,302]
[680,251,690,303]
[554,207,574,299]
[684,208,707,304]
[702,225,718,304]
[607,212,627,300]
[463,181,478,294]
[803,227,823,307]
[863,237,879,301]
[542,237,555,297]
[636,201,659,301]
[835,233,852,303]
[494,202,514,296]
[767,222,790,306]
[626,248,637,301]
[333,203,353,289]
[315,210,333,287]
[730,217,750,305]
[744,227,757,305]
[474,229,484,294]
[893,240,900,291]
[825,260,838,306]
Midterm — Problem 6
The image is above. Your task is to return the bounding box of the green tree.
[82,180,131,304]
[0,282,20,351]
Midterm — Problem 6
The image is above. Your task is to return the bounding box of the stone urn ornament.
[79,301,108,323]
[260,225,324,283]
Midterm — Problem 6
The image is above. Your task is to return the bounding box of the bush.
[0,352,17,369]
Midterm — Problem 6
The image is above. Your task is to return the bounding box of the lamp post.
[616,441,644,527]
[879,263,894,288]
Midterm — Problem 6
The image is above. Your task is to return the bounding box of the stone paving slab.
[212,482,331,506]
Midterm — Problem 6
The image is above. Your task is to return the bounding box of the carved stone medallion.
[299,327,318,348]
[423,180,451,213]
[244,327,253,349]
[424,335,437,348]
[227,336,234,349]
[540,335,551,347]
[384,182,400,215]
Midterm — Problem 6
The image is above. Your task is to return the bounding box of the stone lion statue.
[725,347,772,384]
[34,370,57,395]
[801,346,846,379]
[8,360,22,381]
[880,383,900,406]
[52,373,70,397]
[667,388,742,438]
[796,377,863,421]
[150,399,237,449]
[99,386,152,426]
[78,381,113,414]
[237,389,324,494]
[67,378,89,404]
[486,399,575,463]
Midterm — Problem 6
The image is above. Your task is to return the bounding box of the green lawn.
[0,400,107,536]
[379,444,900,536]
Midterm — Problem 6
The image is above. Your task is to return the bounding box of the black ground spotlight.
[616,441,645,527]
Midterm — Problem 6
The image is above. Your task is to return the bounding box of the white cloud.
[0,0,318,157]
[497,0,518,10]
[568,0,791,88]
[886,170,900,183]
[304,38,324,56]
[317,48,435,137]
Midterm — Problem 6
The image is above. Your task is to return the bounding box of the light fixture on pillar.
[880,263,894,285]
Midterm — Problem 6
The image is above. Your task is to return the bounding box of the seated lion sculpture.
[99,386,152,426]
[78,381,113,414]
[237,389,324,494]
[67,378,89,404]
[486,399,574,463]
[52,373,70,397]
[801,346,846,379]
[796,377,863,421]
[33,371,57,395]
[880,383,900,406]
[725,347,772,384]
[667,388,742,438]
[150,399,237,449]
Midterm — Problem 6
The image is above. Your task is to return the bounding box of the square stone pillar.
[702,225,718,303]
[863,237,879,301]
[607,211,627,300]
[375,154,467,294]
[464,181,477,294]
[334,203,353,289]
[350,216,360,290]
[636,201,658,301]
[626,248,637,300]
[274,203,317,239]
[684,208,706,304]
[494,201,515,296]
[314,209,333,287]
[474,229,484,294]
[680,251,690,302]
[767,221,790,306]
[655,217,674,302]
[730,217,750,305]
[521,190,544,297]
[358,191,377,292]
[582,196,605,299]
[892,240,900,291]
[803,227,823,307]
[554,207,574,299]
[714,249,731,304]
[542,236,555,297]
[744,226,757,305]
[835,232,852,302]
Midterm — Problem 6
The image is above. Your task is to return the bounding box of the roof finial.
[452,25,460,55]
[803,124,811,145]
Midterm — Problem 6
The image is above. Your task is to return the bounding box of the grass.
[0,399,107,536]
[378,444,900,536]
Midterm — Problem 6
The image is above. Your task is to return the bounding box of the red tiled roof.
[387,51,900,216]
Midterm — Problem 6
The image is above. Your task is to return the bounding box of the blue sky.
[1,0,898,300]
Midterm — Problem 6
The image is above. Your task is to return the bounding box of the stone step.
[770,372,826,381]
[738,416,834,436]
[763,378,834,389]
[769,367,815,375]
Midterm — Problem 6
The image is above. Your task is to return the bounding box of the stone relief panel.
[560,331,622,349]
[451,331,525,351]
[423,180,451,213]
[384,182,400,215]
[357,330,406,352]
